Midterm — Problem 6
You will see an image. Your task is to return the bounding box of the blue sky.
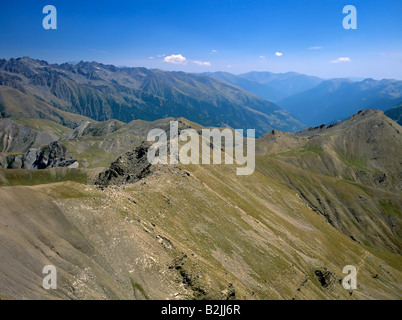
[0,0,401,79]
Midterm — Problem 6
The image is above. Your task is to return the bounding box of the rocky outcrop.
[314,268,339,289]
[93,142,151,186]
[4,141,77,169]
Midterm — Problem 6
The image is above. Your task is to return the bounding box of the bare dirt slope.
[0,110,401,300]
[1,163,401,300]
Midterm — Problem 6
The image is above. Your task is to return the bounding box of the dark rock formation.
[314,268,338,288]
[4,141,77,169]
[94,142,152,186]
[31,142,77,169]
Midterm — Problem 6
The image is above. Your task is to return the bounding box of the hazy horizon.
[2,55,401,82]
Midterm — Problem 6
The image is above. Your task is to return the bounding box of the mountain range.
[0,57,304,136]
[204,72,402,127]
[278,78,402,126]
[2,57,402,133]
[205,71,323,102]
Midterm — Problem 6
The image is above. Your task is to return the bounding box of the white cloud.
[164,54,187,65]
[227,65,232,68]
[158,54,166,58]
[211,49,218,53]
[308,46,323,50]
[330,57,351,63]
[259,55,266,59]
[193,60,211,66]
[149,56,154,60]
[275,52,283,57]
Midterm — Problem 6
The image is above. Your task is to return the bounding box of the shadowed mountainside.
[278,78,402,126]
[385,103,402,125]
[0,57,304,136]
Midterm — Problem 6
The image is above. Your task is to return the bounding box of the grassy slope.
[1,160,400,300]
[0,86,93,128]
[256,156,401,253]
[10,118,71,138]
[0,167,101,186]
[0,113,400,300]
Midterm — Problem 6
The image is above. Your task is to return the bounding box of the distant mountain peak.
[0,57,304,136]
[279,76,402,126]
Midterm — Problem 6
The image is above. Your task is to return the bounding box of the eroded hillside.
[0,110,401,300]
